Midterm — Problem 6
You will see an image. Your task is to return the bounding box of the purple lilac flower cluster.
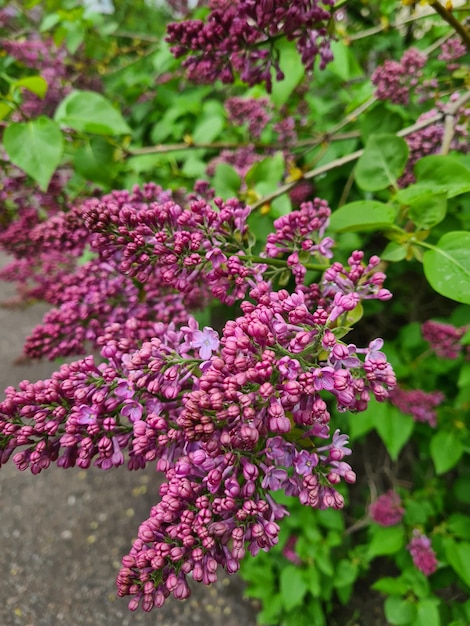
[389,386,444,428]
[225,97,272,139]
[438,37,467,72]
[399,94,469,186]
[422,320,469,360]
[372,48,427,105]
[0,279,396,610]
[166,0,335,91]
[2,37,70,118]
[407,531,438,576]
[369,490,404,527]
[1,181,397,611]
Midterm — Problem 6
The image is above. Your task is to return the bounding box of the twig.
[429,0,470,51]
[440,90,470,154]
[127,132,361,156]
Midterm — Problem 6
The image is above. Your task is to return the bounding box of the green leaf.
[256,594,282,625]
[381,241,407,262]
[334,559,358,587]
[40,12,61,31]
[448,514,470,541]
[54,90,131,135]
[368,525,406,559]
[423,232,470,304]
[415,599,441,626]
[385,596,417,626]
[270,39,305,106]
[13,76,48,98]
[374,403,414,460]
[349,409,377,440]
[415,156,470,198]
[360,104,403,142]
[212,163,241,200]
[3,117,63,190]
[372,577,409,596]
[328,201,398,232]
[355,134,409,191]
[444,538,470,588]
[305,565,321,597]
[405,191,447,229]
[246,152,285,189]
[192,114,224,144]
[73,137,115,185]
[328,41,363,81]
[0,101,13,120]
[453,476,470,504]
[280,565,308,612]
[430,430,464,474]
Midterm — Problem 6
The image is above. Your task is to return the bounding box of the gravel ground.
[0,252,259,626]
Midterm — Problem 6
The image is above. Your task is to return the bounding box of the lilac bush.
[1,1,470,624]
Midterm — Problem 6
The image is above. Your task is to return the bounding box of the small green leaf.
[355,134,409,191]
[368,525,406,558]
[270,39,305,105]
[334,559,358,587]
[0,101,13,120]
[329,200,398,232]
[40,12,61,31]
[212,163,241,200]
[360,104,403,142]
[423,232,470,304]
[3,117,63,190]
[407,192,447,229]
[385,596,417,626]
[246,152,285,189]
[192,115,224,144]
[374,403,414,460]
[280,565,308,612]
[430,430,464,474]
[13,76,48,98]
[381,241,407,262]
[372,577,409,596]
[73,137,115,185]
[328,40,363,81]
[54,90,131,135]
[415,155,470,198]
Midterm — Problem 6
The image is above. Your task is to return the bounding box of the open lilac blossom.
[190,327,220,360]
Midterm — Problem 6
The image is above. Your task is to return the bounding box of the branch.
[127,132,361,156]
[429,0,470,51]
[440,90,470,155]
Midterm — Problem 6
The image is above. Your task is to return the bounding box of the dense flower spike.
[166,0,335,91]
[369,491,405,527]
[407,531,438,576]
[422,320,468,360]
[225,97,272,139]
[372,48,427,105]
[389,386,444,427]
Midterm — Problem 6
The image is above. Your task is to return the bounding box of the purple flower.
[190,327,220,360]
[294,450,318,475]
[407,531,438,576]
[369,491,404,527]
[120,401,143,422]
[77,405,97,425]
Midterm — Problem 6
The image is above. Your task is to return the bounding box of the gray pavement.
[0,252,258,626]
